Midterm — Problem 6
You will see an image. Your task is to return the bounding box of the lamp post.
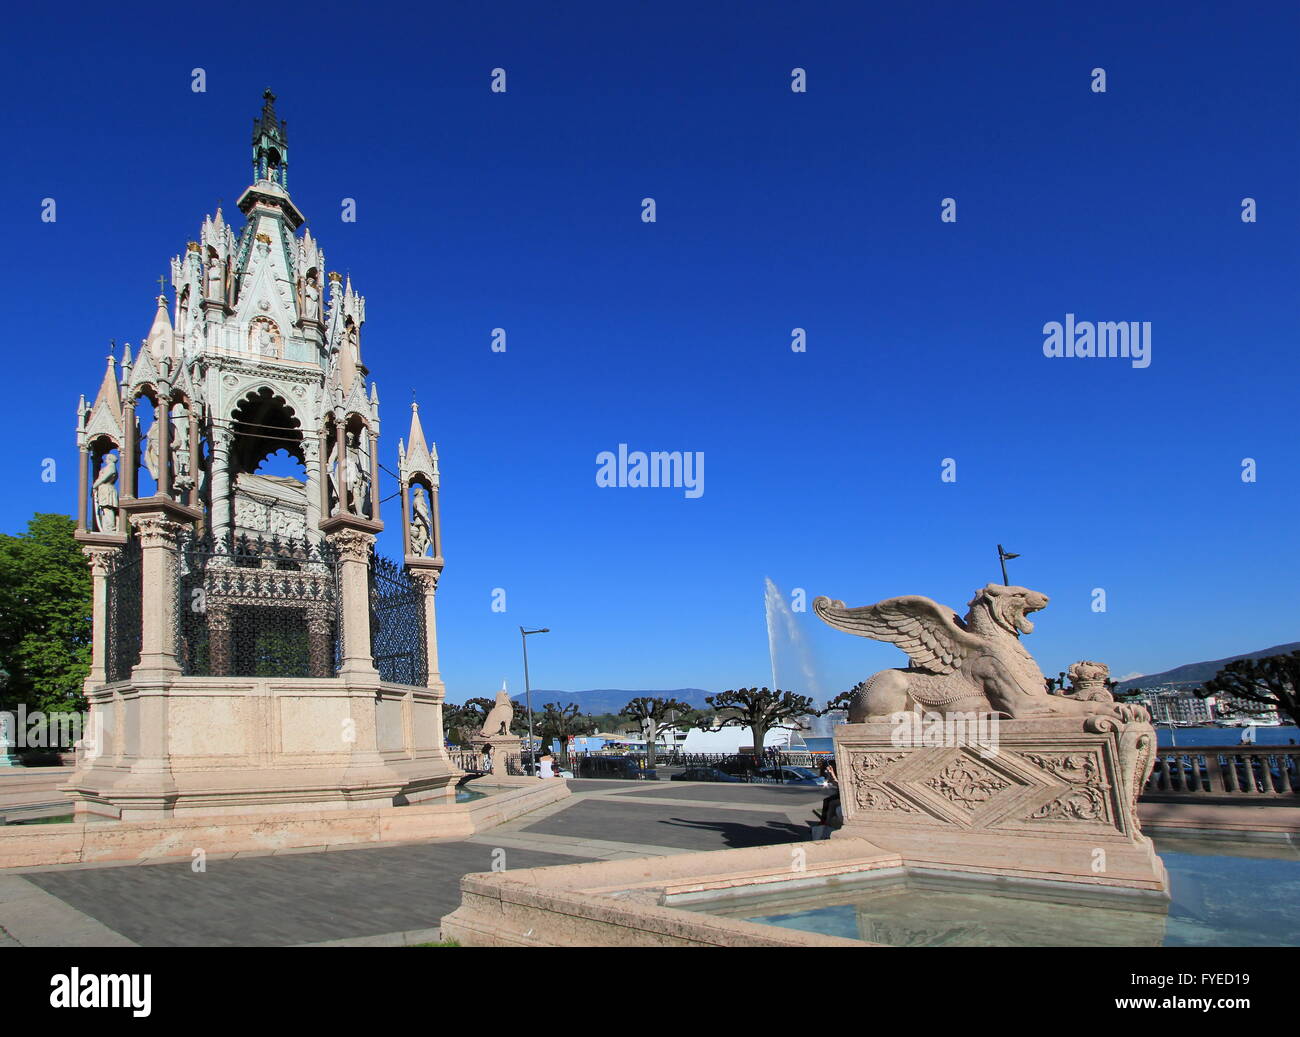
[997,544,1020,586]
[520,626,549,763]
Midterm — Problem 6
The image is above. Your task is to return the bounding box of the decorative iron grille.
[176,533,340,678]
[369,552,427,686]
[104,534,142,683]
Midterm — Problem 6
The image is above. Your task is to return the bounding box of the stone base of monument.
[475,733,522,779]
[831,714,1169,895]
[0,775,570,869]
[60,675,462,822]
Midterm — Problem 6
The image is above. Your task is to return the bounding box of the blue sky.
[2,1,1297,704]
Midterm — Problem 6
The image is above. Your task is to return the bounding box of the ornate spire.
[400,400,439,487]
[145,293,176,365]
[251,88,288,190]
[91,353,123,425]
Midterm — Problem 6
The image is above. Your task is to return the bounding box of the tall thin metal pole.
[998,544,1010,586]
[521,626,535,758]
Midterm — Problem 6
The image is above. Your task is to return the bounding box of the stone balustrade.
[1145,746,1300,797]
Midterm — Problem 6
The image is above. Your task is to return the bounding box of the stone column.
[155,396,171,500]
[81,545,119,688]
[409,566,443,688]
[430,486,443,561]
[123,399,138,500]
[328,526,379,679]
[334,419,349,514]
[399,480,412,558]
[304,436,322,540]
[317,429,331,519]
[187,408,200,510]
[210,427,232,545]
[131,512,187,680]
[368,430,381,520]
[77,446,89,531]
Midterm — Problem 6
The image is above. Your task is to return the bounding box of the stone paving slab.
[519,798,811,851]
[22,840,591,947]
[0,875,136,947]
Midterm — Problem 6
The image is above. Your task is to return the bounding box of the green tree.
[537,701,594,764]
[619,696,692,768]
[706,687,818,755]
[824,681,867,716]
[0,514,91,714]
[444,697,496,746]
[1200,651,1300,728]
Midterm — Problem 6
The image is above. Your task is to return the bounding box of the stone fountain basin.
[439,835,1171,947]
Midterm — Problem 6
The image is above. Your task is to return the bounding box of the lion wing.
[812,594,981,675]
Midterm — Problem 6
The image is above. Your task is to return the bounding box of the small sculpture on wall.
[251,319,279,358]
[409,485,432,557]
[206,252,224,304]
[93,452,120,533]
[303,273,321,323]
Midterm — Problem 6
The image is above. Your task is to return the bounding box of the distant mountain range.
[510,689,713,715]
[1114,642,1300,693]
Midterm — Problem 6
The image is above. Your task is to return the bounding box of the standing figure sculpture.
[409,485,432,557]
[813,584,1148,723]
[345,431,370,516]
[206,253,224,304]
[93,453,120,533]
[303,275,320,323]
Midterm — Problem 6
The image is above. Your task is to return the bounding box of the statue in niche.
[178,288,190,336]
[303,274,321,323]
[346,322,360,364]
[409,485,432,556]
[171,405,193,494]
[346,431,370,516]
[142,410,180,495]
[206,253,224,303]
[253,320,278,358]
[93,453,119,533]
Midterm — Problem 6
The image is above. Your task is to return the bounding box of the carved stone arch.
[228,384,304,475]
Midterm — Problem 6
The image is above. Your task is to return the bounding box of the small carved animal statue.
[478,689,514,738]
[814,584,1147,723]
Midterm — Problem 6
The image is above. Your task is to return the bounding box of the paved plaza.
[0,778,826,947]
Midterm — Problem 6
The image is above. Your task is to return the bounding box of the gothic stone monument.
[814,584,1167,895]
[67,91,459,820]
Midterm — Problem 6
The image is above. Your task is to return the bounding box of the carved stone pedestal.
[476,734,521,778]
[833,714,1168,896]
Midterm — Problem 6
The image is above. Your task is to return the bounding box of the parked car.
[578,755,657,780]
[752,766,828,787]
[670,767,746,783]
